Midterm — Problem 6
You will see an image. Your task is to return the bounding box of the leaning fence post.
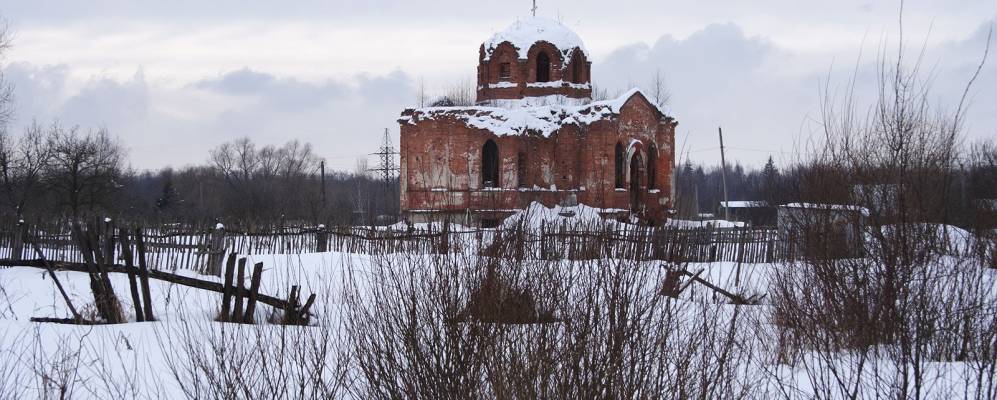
[243,262,264,324]
[766,230,775,263]
[220,254,237,321]
[11,221,25,261]
[232,258,247,322]
[735,227,747,288]
[206,223,226,276]
[134,228,156,321]
[119,228,145,322]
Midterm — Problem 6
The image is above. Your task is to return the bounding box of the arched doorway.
[629,152,643,212]
[482,140,500,188]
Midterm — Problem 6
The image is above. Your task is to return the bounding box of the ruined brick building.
[399,17,677,226]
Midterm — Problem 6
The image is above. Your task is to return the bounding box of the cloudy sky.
[1,1,994,172]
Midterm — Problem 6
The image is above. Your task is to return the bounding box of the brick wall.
[476,42,592,104]
[400,92,677,225]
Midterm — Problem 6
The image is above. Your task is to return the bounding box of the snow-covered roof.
[780,202,870,216]
[720,201,769,208]
[666,219,746,229]
[482,17,589,65]
[400,88,669,138]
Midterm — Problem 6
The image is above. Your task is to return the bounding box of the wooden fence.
[0,218,784,274]
[499,223,778,263]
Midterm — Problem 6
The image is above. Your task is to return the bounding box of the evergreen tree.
[762,156,779,204]
[156,174,178,211]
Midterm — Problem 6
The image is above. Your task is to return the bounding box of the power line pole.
[718,127,730,220]
[368,128,400,219]
[319,160,326,206]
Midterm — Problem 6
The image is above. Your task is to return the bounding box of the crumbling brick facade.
[399,18,677,226]
[476,41,592,103]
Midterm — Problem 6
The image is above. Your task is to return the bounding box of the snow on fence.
[0,218,851,272]
[496,223,779,263]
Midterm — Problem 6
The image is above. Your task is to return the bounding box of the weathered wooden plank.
[0,258,298,313]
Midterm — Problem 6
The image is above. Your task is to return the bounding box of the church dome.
[482,17,589,64]
[476,17,592,105]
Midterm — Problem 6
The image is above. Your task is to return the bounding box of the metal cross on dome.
[531,0,537,17]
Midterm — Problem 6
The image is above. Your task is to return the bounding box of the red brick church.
[399,17,677,226]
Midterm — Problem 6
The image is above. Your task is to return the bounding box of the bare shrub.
[0,327,27,400]
[28,326,88,400]
[770,18,996,399]
[344,227,766,398]
[156,287,346,399]
[343,249,497,398]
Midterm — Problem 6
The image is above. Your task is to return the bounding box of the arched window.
[647,144,657,189]
[499,63,512,80]
[571,50,584,83]
[482,140,500,188]
[536,52,550,82]
[517,151,528,188]
[614,142,624,189]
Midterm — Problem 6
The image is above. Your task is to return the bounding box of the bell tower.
[476,17,592,105]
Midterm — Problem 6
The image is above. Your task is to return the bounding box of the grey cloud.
[4,61,417,170]
[195,68,276,95]
[598,23,774,94]
[194,68,350,111]
[594,18,996,167]
[355,70,415,106]
[3,62,70,123]
[2,13,992,172]
[5,62,150,129]
[596,22,805,166]
[59,69,149,128]
[0,0,481,24]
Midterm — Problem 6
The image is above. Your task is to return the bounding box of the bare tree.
[769,14,995,399]
[0,20,13,129]
[209,137,323,223]
[648,68,671,108]
[429,78,476,107]
[0,121,51,216]
[44,124,125,218]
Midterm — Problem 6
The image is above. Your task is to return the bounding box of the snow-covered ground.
[0,252,359,398]
[0,227,994,398]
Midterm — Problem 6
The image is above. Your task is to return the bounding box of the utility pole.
[319,160,326,206]
[368,128,400,219]
[718,127,730,220]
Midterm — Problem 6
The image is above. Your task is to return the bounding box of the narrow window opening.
[499,63,511,81]
[571,51,584,83]
[536,52,550,82]
[630,153,643,211]
[647,144,657,189]
[614,143,624,189]
[482,140,500,188]
[517,151,528,188]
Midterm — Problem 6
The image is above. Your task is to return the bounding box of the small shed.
[696,212,715,221]
[851,184,901,219]
[718,201,776,226]
[777,203,869,260]
[976,199,997,231]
